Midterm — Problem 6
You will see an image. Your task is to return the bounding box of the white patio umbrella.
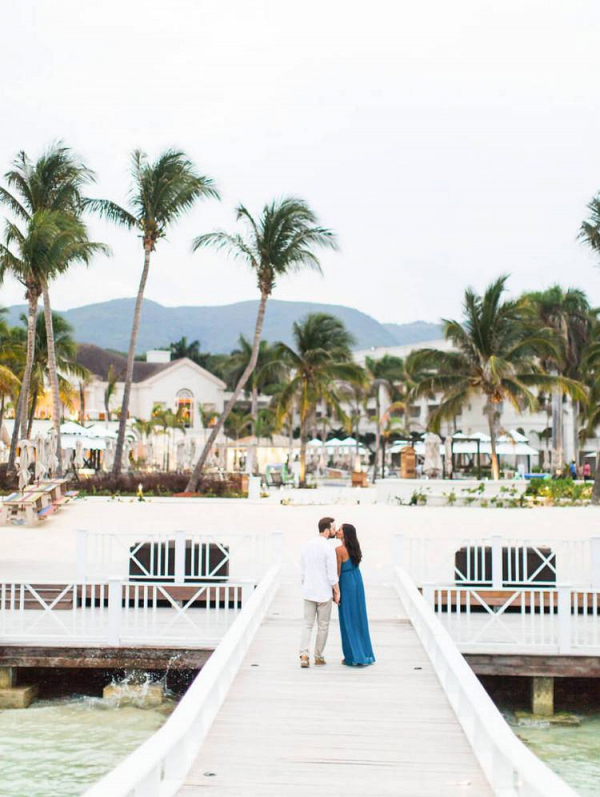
[423,432,443,477]
[103,439,114,472]
[62,447,73,472]
[175,439,186,472]
[74,439,85,469]
[444,436,453,477]
[47,431,59,476]
[17,441,31,490]
[34,434,48,481]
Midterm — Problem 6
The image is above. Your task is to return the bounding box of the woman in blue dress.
[336,523,375,666]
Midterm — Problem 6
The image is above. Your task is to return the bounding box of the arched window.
[176,389,194,428]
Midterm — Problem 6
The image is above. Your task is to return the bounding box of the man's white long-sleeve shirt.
[300,536,338,602]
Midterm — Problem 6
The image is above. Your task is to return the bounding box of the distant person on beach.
[570,460,577,479]
[584,462,592,481]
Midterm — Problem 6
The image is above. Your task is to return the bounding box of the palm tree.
[169,336,202,363]
[104,364,120,422]
[86,149,219,475]
[523,287,592,469]
[24,311,89,435]
[186,198,337,490]
[0,313,21,427]
[275,313,364,484]
[365,355,407,481]
[0,143,99,473]
[226,336,283,474]
[409,277,585,480]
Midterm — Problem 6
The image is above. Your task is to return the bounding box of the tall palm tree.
[0,312,21,427]
[0,144,98,472]
[104,364,120,422]
[24,311,89,435]
[86,149,219,475]
[0,211,101,471]
[410,277,584,480]
[365,355,407,481]
[227,336,283,474]
[275,313,364,485]
[169,336,202,363]
[523,287,592,469]
[186,198,337,490]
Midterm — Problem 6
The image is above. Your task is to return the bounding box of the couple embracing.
[299,516,375,668]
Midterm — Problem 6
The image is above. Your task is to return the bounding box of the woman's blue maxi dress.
[338,559,375,666]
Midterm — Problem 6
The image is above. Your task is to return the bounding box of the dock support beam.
[0,666,38,708]
[531,676,554,716]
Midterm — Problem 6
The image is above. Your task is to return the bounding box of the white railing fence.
[77,529,273,583]
[421,583,600,655]
[0,578,254,646]
[394,563,578,797]
[85,542,282,797]
[396,533,597,588]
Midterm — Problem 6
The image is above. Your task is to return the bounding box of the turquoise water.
[0,694,175,797]
[506,711,600,796]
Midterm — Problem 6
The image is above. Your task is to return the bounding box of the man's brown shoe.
[300,655,310,668]
[314,657,326,666]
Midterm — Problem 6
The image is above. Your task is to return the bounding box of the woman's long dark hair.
[342,523,362,567]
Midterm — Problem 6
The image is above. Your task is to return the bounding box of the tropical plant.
[24,311,88,435]
[186,198,337,489]
[409,277,585,480]
[0,144,103,473]
[86,149,219,475]
[0,311,21,426]
[523,286,592,469]
[226,336,283,473]
[151,404,188,471]
[169,337,202,363]
[274,313,364,484]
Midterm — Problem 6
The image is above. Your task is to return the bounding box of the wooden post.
[491,536,503,589]
[531,676,554,717]
[174,530,186,585]
[108,578,123,647]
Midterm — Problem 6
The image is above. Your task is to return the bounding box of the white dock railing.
[396,533,598,588]
[78,529,272,583]
[0,579,254,647]
[394,564,578,797]
[85,544,282,797]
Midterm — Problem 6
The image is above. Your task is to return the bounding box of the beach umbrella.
[62,446,73,472]
[34,433,47,480]
[176,439,186,472]
[444,436,453,477]
[423,432,443,478]
[47,430,59,476]
[17,441,31,490]
[74,439,85,469]
[103,438,114,472]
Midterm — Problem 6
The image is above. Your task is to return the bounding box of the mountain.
[5,299,443,353]
[383,321,444,345]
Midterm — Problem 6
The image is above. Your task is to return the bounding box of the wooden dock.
[177,579,491,796]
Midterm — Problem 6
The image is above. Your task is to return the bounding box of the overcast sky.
[2,1,600,325]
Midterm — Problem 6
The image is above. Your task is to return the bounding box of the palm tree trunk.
[9,290,38,471]
[42,285,63,476]
[551,386,563,476]
[572,399,580,471]
[247,385,258,475]
[27,386,38,438]
[79,382,86,423]
[186,290,269,491]
[486,408,500,481]
[113,245,152,475]
[0,394,5,428]
[299,415,308,486]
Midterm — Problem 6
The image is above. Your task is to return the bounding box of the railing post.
[557,585,572,654]
[108,578,123,646]
[76,529,88,582]
[491,535,503,589]
[591,538,600,589]
[394,533,404,569]
[241,581,254,608]
[271,530,283,565]
[174,530,186,585]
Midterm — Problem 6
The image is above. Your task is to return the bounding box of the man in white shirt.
[299,516,340,668]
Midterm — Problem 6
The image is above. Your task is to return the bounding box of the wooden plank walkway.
[178,578,491,796]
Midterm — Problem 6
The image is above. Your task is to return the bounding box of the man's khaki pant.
[299,599,332,658]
